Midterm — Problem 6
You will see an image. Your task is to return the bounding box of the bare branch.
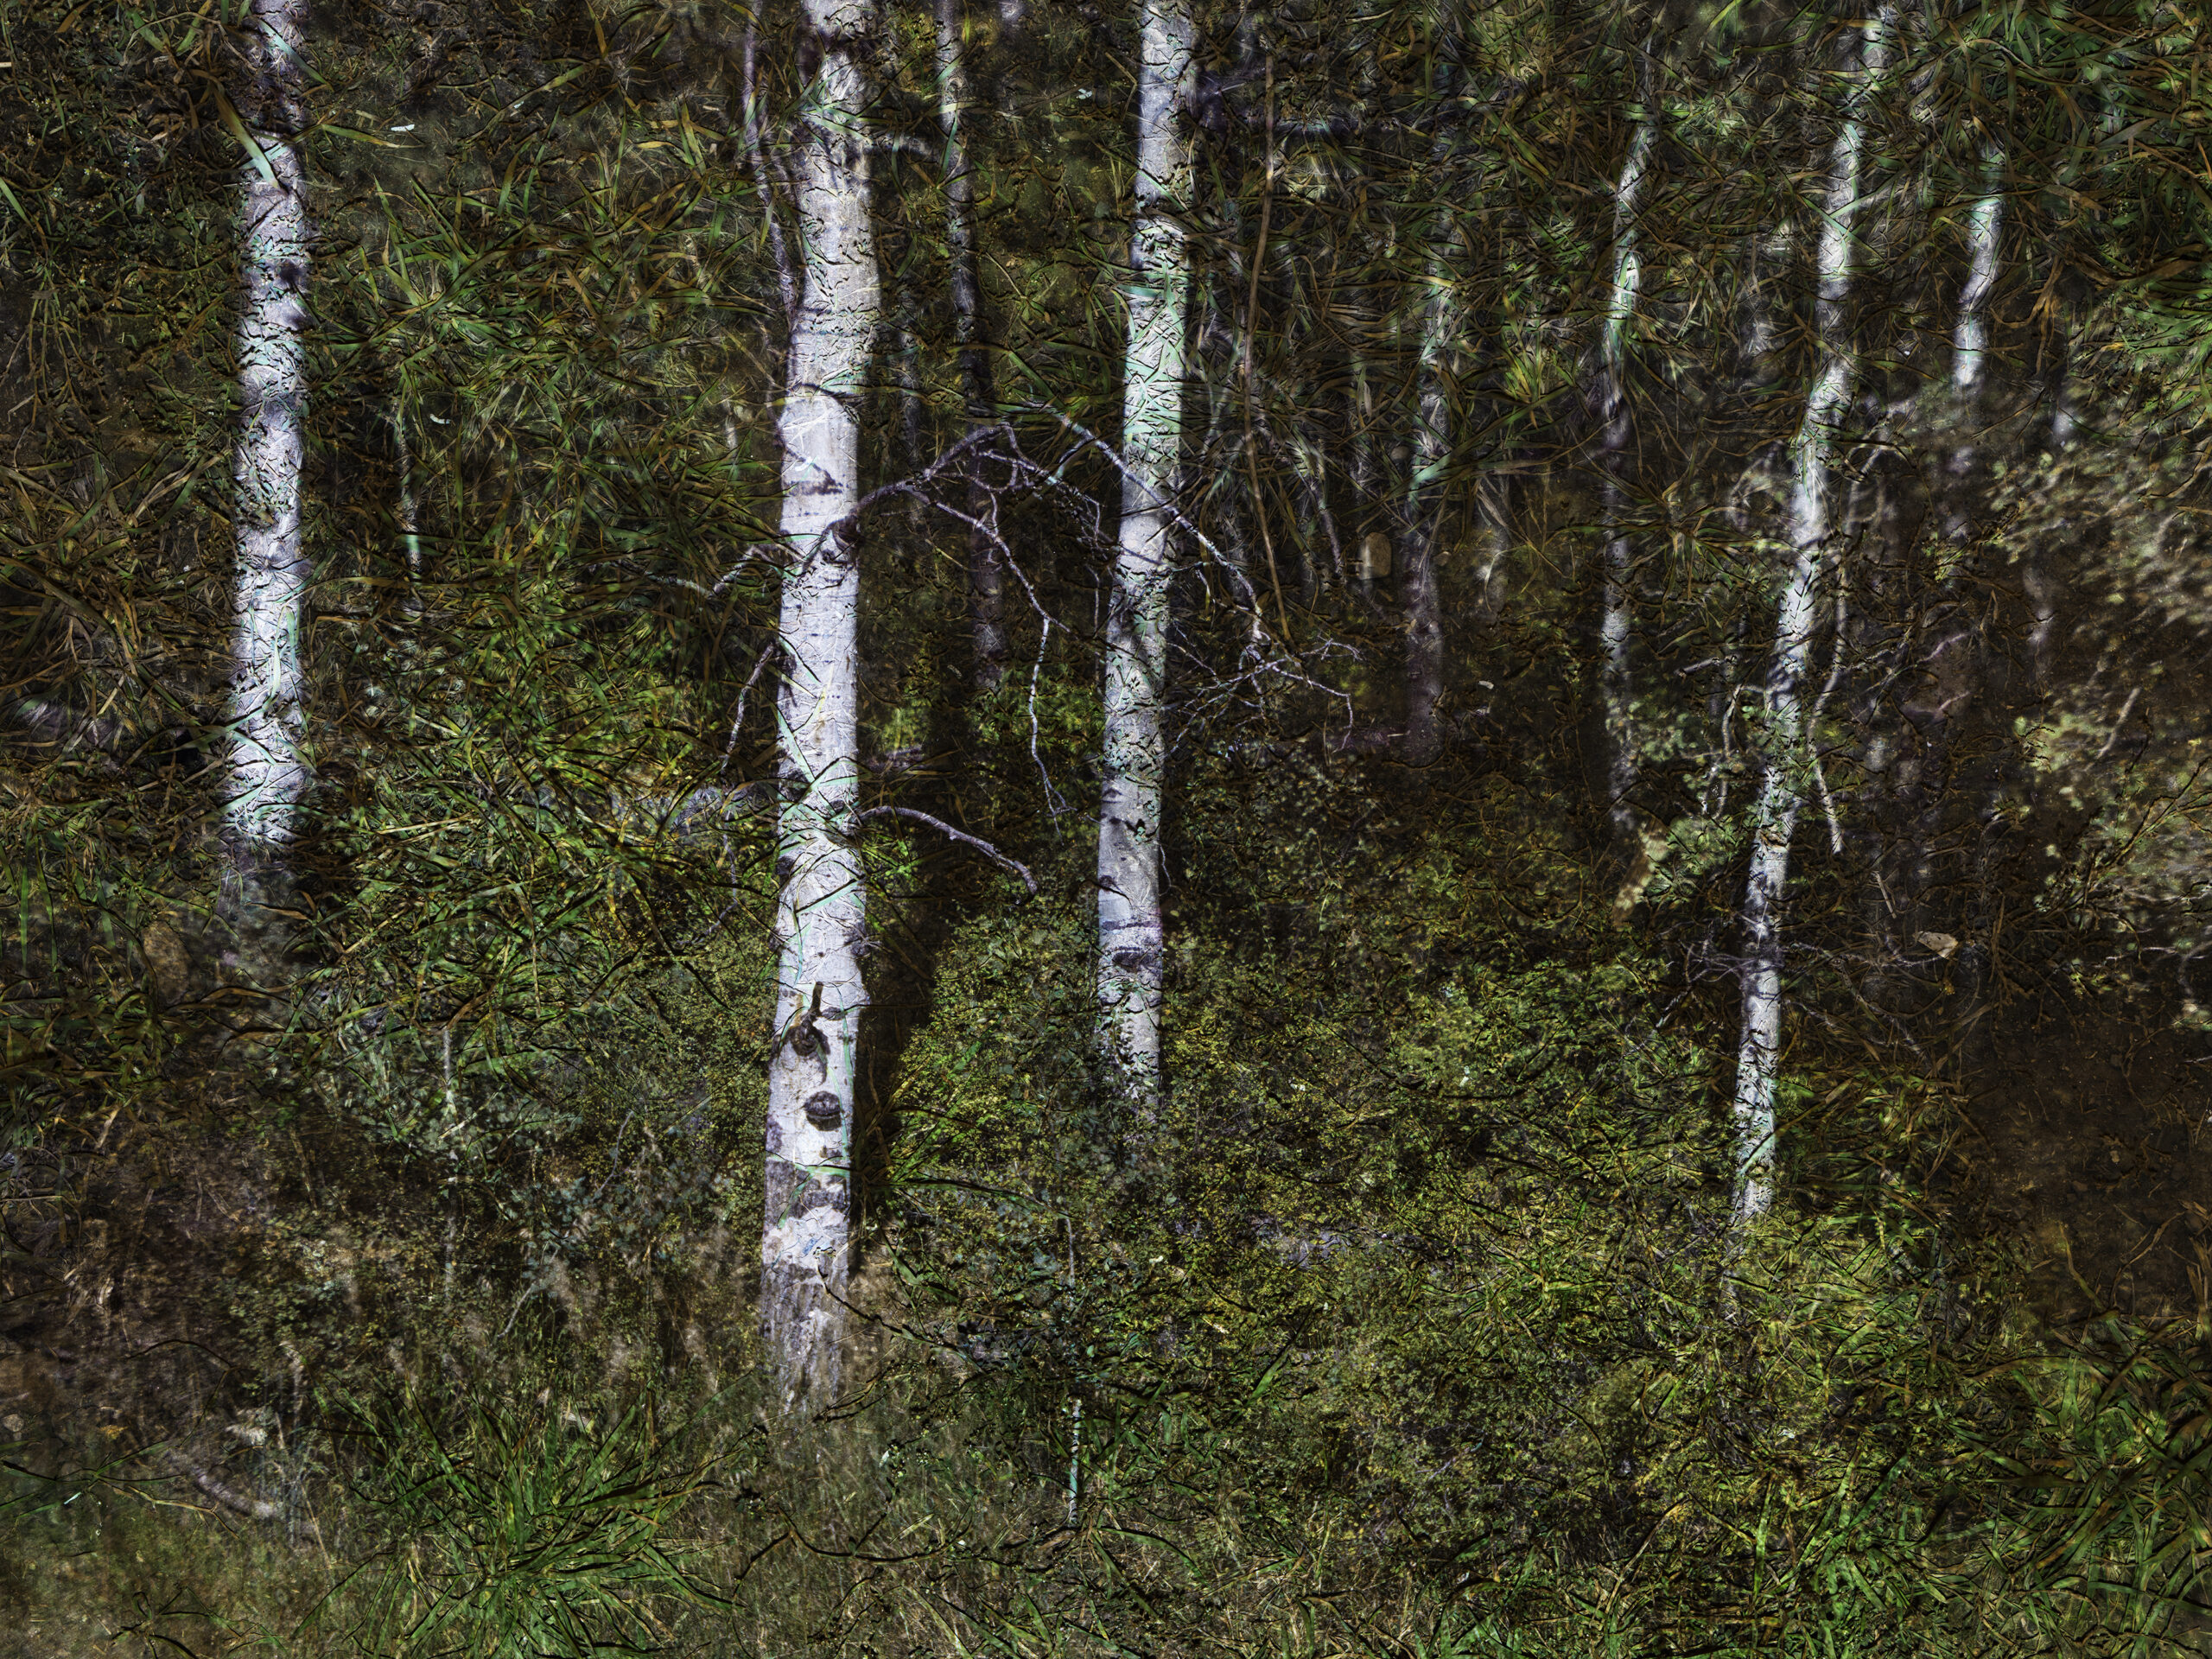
[744,16,799,330]
[857,806,1036,893]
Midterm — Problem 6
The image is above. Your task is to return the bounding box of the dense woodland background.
[8,0,2212,1650]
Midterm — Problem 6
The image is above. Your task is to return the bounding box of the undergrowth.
[7,761,2210,1657]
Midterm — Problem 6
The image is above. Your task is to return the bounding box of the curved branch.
[857,806,1036,893]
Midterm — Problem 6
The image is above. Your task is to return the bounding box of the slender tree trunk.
[762,0,880,1411]
[1097,0,1193,1109]
[1731,7,1891,1230]
[1852,429,1923,1012]
[1199,251,1255,608]
[1237,130,1292,645]
[1599,57,1658,854]
[1402,203,1459,765]
[1916,144,2010,1069]
[2024,79,2116,679]
[1348,289,1381,602]
[392,402,424,598]
[1737,224,1793,399]
[892,276,926,480]
[1285,413,1341,601]
[1940,143,2003,544]
[386,315,428,639]
[1471,467,1509,626]
[935,0,1006,691]
[2028,302,2075,685]
[219,0,314,999]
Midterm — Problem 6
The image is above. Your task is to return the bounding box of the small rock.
[1358,531,1393,580]
[142,920,188,1007]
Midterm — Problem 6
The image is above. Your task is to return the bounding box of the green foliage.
[1959,1324,2212,1657]
[332,1391,730,1658]
[876,758,2038,1656]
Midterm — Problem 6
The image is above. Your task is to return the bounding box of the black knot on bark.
[803,1091,843,1129]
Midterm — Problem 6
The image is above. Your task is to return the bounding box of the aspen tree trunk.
[892,278,926,478]
[762,0,880,1410]
[1096,0,1193,1108]
[1288,418,1343,601]
[1943,133,2041,1087]
[1735,224,1794,400]
[1471,468,1509,626]
[1853,440,1918,1012]
[1400,15,1478,763]
[2030,292,2077,685]
[1348,289,1380,601]
[392,402,424,600]
[219,0,314,996]
[1940,144,2003,544]
[934,0,1006,690]
[2025,82,2117,677]
[1730,8,1891,1229]
[1916,143,2009,1063]
[1598,60,1657,854]
[1199,264,1255,603]
[1402,211,1458,764]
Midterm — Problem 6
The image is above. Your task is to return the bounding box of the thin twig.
[1027,615,1066,816]
[849,421,1008,517]
[744,16,798,329]
[1019,404,1268,620]
[2093,685,2141,762]
[721,640,779,779]
[1808,588,1850,855]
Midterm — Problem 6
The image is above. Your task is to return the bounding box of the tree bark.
[1348,289,1380,603]
[934,0,1006,691]
[761,0,880,1413]
[2025,82,2116,677]
[1402,212,1459,765]
[1198,249,1255,610]
[1097,0,1193,1110]
[1471,467,1509,626]
[1731,7,1891,1230]
[1599,54,1658,854]
[1284,412,1341,601]
[219,0,314,1000]
[1940,143,2003,545]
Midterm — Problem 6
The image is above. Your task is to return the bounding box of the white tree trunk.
[220,0,313,991]
[1599,62,1657,852]
[392,401,424,592]
[1942,143,2003,543]
[1402,203,1459,763]
[1097,0,1193,1109]
[1284,414,1342,599]
[1347,289,1378,601]
[1731,7,1891,1229]
[762,0,880,1411]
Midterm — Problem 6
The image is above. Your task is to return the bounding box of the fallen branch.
[167,1451,315,1534]
[189,1463,278,1520]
